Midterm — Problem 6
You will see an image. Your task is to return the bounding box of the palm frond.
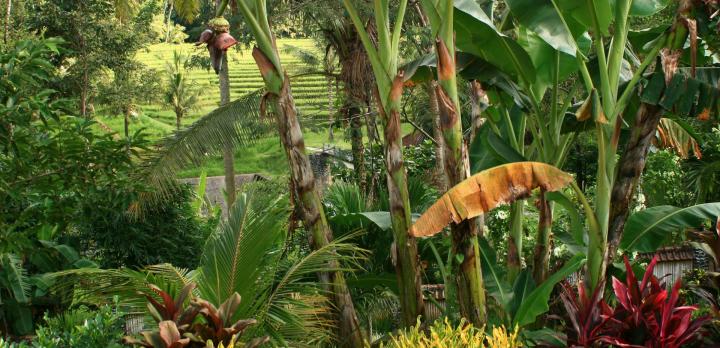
[656,118,702,159]
[324,181,368,216]
[44,264,196,312]
[113,0,139,23]
[171,0,201,23]
[138,89,272,203]
[261,232,370,345]
[197,192,289,312]
[0,253,30,303]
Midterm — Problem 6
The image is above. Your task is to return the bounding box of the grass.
[95,40,413,178]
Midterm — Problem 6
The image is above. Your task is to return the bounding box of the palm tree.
[164,51,200,130]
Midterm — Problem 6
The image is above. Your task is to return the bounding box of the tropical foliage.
[4,0,720,347]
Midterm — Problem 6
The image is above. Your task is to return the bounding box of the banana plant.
[448,0,720,292]
[342,0,425,327]
[418,0,486,326]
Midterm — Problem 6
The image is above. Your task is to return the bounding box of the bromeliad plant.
[561,255,710,347]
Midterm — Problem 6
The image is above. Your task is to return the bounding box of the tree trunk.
[434,39,486,326]
[328,77,334,142]
[253,47,365,347]
[4,0,11,44]
[533,189,554,283]
[605,103,663,273]
[373,76,425,327]
[427,81,446,191]
[81,70,89,118]
[347,103,366,192]
[124,109,130,139]
[218,52,236,208]
[176,111,182,130]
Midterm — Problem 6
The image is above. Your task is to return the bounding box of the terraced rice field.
[96,39,411,178]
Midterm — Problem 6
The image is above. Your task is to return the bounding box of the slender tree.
[343,0,425,326]
[230,1,364,345]
[420,0,486,326]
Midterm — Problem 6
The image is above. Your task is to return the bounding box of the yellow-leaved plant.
[382,318,522,348]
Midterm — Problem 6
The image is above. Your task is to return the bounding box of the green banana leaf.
[626,0,672,17]
[454,0,536,83]
[621,203,720,252]
[505,0,578,56]
[546,191,586,255]
[478,237,512,307]
[507,270,535,320]
[512,254,586,327]
[556,0,613,36]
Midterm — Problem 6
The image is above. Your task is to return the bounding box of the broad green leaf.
[478,237,512,307]
[546,191,586,254]
[624,0,671,17]
[508,270,535,320]
[621,203,720,252]
[330,212,420,232]
[454,0,536,83]
[556,0,612,36]
[505,0,578,56]
[513,254,585,327]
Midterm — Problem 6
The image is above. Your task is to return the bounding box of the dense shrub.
[33,304,126,348]
[75,185,215,269]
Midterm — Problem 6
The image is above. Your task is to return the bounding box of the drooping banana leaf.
[410,162,573,237]
[621,203,720,252]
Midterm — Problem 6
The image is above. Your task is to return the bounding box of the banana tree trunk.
[533,189,554,283]
[427,81,446,191]
[218,53,236,208]
[605,103,663,273]
[374,76,425,327]
[252,47,364,347]
[435,39,486,326]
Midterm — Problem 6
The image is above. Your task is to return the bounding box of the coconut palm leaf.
[139,89,272,204]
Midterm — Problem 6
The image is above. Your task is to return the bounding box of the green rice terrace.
[97,40,410,178]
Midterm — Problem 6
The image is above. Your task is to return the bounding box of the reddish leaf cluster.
[561,255,710,348]
[125,283,268,348]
